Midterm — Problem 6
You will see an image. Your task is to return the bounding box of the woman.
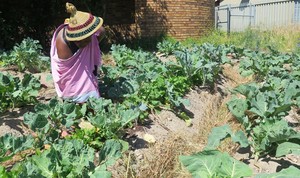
[50,2,105,103]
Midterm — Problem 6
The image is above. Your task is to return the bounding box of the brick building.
[105,0,215,40]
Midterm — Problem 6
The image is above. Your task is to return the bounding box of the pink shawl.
[50,24,101,103]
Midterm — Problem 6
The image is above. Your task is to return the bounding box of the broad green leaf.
[0,73,13,86]
[19,161,44,177]
[239,58,254,77]
[99,139,129,168]
[80,103,87,116]
[12,90,21,97]
[62,103,78,127]
[221,55,230,64]
[290,133,300,140]
[53,140,95,176]
[23,113,49,131]
[87,98,112,112]
[0,134,34,161]
[219,152,252,178]
[266,120,297,143]
[232,83,258,98]
[180,98,191,107]
[90,170,112,178]
[227,98,248,120]
[255,166,300,178]
[0,165,20,178]
[205,124,232,150]
[0,155,13,163]
[276,142,300,157]
[49,98,59,108]
[272,104,292,117]
[249,92,268,118]
[284,80,300,102]
[231,130,249,148]
[34,103,51,116]
[63,103,77,116]
[138,103,148,111]
[31,149,55,178]
[179,150,222,178]
[120,109,139,127]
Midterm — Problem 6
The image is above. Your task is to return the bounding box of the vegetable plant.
[0,38,49,72]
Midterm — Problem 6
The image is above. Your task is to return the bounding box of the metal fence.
[215,0,300,32]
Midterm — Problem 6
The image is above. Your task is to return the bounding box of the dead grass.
[135,135,200,178]
[222,63,253,88]
[267,25,300,52]
[110,135,199,178]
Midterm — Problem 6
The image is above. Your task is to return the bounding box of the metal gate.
[215,4,255,33]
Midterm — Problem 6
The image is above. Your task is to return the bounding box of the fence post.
[295,0,300,23]
[215,6,218,29]
[253,4,256,26]
[227,4,231,34]
[249,3,252,26]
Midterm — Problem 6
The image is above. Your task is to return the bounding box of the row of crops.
[0,38,300,177]
[180,46,300,177]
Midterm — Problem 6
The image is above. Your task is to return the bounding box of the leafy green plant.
[0,134,34,163]
[174,44,226,86]
[239,48,293,80]
[23,98,86,145]
[101,44,192,120]
[227,86,299,157]
[178,45,300,178]
[95,139,129,177]
[0,72,41,113]
[13,73,42,105]
[156,40,181,55]
[227,47,300,158]
[251,120,299,157]
[0,72,14,111]
[228,77,299,130]
[69,127,104,150]
[86,98,140,140]
[6,139,126,178]
[0,38,49,72]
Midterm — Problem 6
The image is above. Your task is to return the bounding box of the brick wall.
[135,0,215,40]
[104,0,214,41]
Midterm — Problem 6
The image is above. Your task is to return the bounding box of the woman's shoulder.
[55,27,73,60]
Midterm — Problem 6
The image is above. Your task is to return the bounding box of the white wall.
[220,0,277,6]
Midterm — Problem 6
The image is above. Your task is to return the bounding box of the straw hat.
[65,2,103,41]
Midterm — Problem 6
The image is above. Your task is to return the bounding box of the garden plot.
[0,40,299,177]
